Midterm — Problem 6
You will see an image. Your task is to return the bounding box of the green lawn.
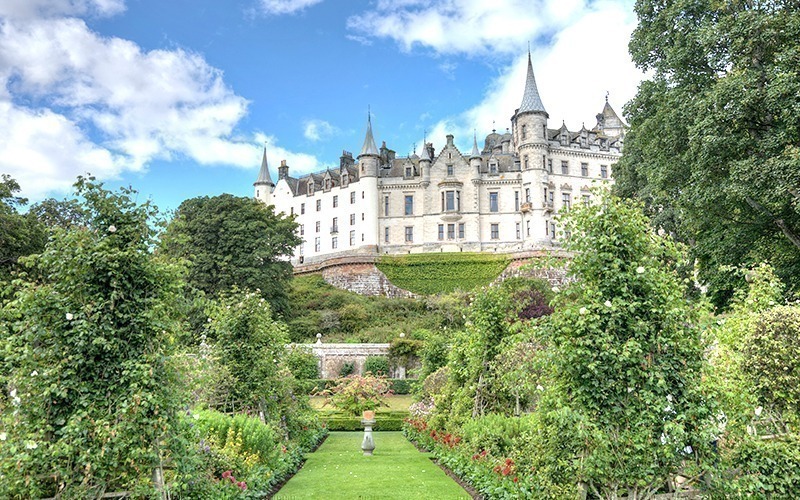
[273,432,469,499]
[310,394,414,412]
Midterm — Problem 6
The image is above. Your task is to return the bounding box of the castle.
[254,53,624,266]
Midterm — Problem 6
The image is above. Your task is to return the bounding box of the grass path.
[273,432,469,499]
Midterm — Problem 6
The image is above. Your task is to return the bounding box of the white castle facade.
[254,54,625,266]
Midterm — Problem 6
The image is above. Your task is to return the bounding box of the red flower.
[238,481,247,490]
[513,476,519,483]
[221,470,232,480]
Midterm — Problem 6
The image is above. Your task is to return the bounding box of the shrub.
[338,362,355,377]
[339,303,369,333]
[319,374,393,416]
[741,305,800,419]
[711,434,800,497]
[389,338,423,368]
[285,345,319,380]
[364,356,390,376]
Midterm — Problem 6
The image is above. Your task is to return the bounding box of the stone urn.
[361,410,376,456]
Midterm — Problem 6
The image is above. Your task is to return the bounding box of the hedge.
[376,252,511,295]
[322,416,407,431]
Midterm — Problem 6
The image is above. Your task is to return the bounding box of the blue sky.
[0,0,643,212]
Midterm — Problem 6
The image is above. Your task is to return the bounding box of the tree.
[616,0,800,305]
[0,177,189,497]
[0,175,46,283]
[160,194,301,315]
[538,193,714,498]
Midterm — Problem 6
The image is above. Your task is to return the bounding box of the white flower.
[108,225,117,233]
[10,389,16,398]
[684,445,694,455]
[25,441,37,449]
[12,396,20,405]
[536,385,544,392]
[30,370,38,377]
[636,266,645,274]
[193,413,200,420]
[660,433,667,444]
[755,406,763,417]
[0,432,6,441]
[604,300,612,308]
[551,286,560,293]
[666,394,673,402]
[579,307,588,315]
[207,318,212,323]
[627,387,634,393]
[65,313,74,321]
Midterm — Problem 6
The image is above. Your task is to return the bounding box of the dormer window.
[405,166,412,178]
[308,180,314,195]
[489,162,498,174]
[342,173,349,187]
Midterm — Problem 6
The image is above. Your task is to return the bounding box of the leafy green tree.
[205,289,292,417]
[161,194,300,315]
[539,193,714,498]
[0,175,46,283]
[616,0,800,305]
[29,197,87,229]
[0,177,190,497]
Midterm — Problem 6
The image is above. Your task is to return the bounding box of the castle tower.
[512,51,549,150]
[469,132,482,174]
[419,141,432,185]
[358,113,380,178]
[253,147,274,204]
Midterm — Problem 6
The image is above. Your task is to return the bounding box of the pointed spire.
[255,147,274,186]
[471,131,481,158]
[420,141,431,161]
[519,50,547,115]
[359,110,379,157]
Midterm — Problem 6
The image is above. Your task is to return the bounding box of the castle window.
[526,220,530,236]
[316,199,321,211]
[547,159,553,173]
[405,195,413,216]
[315,221,320,233]
[384,227,390,243]
[325,178,332,190]
[342,174,349,187]
[300,224,304,236]
[384,195,389,216]
[331,217,338,233]
[489,192,499,213]
[350,230,355,246]
[332,236,338,249]
[315,237,320,252]
[362,213,365,221]
[525,188,531,203]
[514,191,520,211]
[583,194,591,206]
[551,222,556,238]
[301,203,305,214]
[447,164,454,176]
[561,161,568,175]
[333,195,338,208]
[442,190,460,212]
[516,223,521,239]
[447,224,455,240]
[405,226,413,243]
[290,207,294,215]
[524,156,529,170]
[601,165,608,178]
[405,166,412,178]
[489,162,497,174]
[438,224,444,240]
[350,213,355,225]
[562,193,571,210]
[362,191,365,199]
[256,189,259,198]
[521,124,527,140]
[458,223,465,239]
[545,221,549,236]
[350,191,356,203]
[308,181,314,195]
[581,163,588,176]
[490,223,499,240]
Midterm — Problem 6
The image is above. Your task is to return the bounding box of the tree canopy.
[160,194,300,315]
[0,175,46,283]
[615,0,800,305]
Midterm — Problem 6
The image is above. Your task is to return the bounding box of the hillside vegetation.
[376,252,511,295]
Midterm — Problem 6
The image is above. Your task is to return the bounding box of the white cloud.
[259,0,324,15]
[255,132,320,175]
[0,14,318,200]
[423,0,643,151]
[347,0,589,56]
[0,0,124,19]
[303,119,338,142]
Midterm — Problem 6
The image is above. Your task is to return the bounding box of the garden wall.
[306,343,397,379]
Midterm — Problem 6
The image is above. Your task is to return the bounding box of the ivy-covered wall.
[376,253,511,295]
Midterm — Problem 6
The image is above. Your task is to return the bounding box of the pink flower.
[238,481,247,490]
[221,470,232,480]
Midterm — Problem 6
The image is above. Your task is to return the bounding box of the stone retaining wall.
[321,263,415,298]
[305,343,393,379]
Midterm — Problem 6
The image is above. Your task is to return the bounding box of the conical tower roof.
[359,113,379,157]
[470,133,481,158]
[518,51,547,115]
[254,147,274,186]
